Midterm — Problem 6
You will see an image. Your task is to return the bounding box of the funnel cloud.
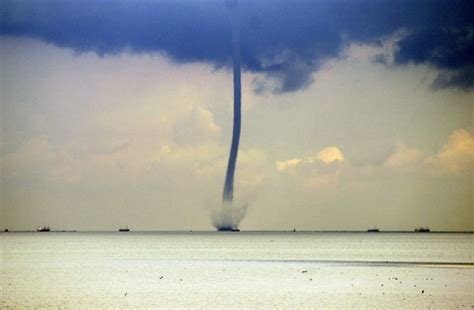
[218,0,243,231]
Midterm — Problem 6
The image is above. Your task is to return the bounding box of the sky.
[1,0,473,231]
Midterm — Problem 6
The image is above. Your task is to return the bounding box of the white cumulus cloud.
[384,143,422,168]
[425,129,474,174]
[275,146,345,188]
[276,146,344,171]
[315,146,345,164]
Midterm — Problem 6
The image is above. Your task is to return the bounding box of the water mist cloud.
[211,201,247,231]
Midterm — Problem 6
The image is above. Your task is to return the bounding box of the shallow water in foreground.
[1,232,473,308]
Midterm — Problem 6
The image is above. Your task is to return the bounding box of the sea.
[1,232,473,309]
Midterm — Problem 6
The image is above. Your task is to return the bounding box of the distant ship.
[36,226,50,232]
[368,227,379,232]
[118,227,130,232]
[415,227,430,233]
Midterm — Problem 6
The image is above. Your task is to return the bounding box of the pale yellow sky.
[1,37,473,231]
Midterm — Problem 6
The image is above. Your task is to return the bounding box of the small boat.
[368,227,379,233]
[36,226,50,232]
[415,227,430,233]
[118,227,130,232]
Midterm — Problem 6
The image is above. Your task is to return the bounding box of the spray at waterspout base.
[212,200,246,232]
[217,227,240,232]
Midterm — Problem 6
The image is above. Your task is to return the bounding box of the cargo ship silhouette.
[415,227,430,232]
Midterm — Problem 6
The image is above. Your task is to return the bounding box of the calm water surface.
[1,232,473,308]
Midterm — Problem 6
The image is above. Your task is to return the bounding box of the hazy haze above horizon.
[1,1,473,231]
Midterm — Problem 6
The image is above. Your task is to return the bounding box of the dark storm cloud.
[1,0,473,92]
[431,66,474,90]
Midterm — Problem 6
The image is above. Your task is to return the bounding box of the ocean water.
[1,232,473,308]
